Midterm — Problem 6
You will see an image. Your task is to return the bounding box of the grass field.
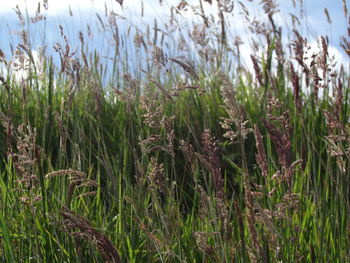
[0,0,349,262]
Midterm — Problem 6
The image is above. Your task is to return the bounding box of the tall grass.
[0,0,349,262]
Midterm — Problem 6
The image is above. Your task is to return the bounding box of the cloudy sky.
[0,0,348,76]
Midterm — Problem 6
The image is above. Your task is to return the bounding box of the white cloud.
[0,0,130,17]
[1,48,41,81]
[0,0,184,17]
[302,38,348,71]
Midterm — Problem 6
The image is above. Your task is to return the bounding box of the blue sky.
[0,0,348,78]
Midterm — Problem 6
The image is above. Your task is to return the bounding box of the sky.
[0,0,349,79]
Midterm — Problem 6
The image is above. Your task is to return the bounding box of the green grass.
[0,1,349,262]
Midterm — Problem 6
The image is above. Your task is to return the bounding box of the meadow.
[0,0,349,262]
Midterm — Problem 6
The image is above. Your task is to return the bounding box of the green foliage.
[0,0,349,262]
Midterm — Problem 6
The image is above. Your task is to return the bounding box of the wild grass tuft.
[0,0,349,262]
